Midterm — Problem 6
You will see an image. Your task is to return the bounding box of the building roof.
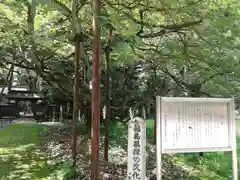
[0,85,29,95]
[5,92,45,100]
[0,85,45,100]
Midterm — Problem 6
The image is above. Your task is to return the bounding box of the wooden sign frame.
[156,96,238,180]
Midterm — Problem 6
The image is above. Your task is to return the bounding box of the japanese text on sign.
[160,97,232,153]
[131,122,141,179]
[127,117,146,180]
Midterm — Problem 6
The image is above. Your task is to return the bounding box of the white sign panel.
[127,117,146,180]
[156,97,238,180]
[161,98,232,153]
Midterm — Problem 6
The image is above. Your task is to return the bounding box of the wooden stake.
[104,29,113,162]
[91,0,101,179]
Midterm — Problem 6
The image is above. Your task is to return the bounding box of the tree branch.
[139,20,203,38]
[39,0,72,21]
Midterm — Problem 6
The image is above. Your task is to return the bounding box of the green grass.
[0,123,72,180]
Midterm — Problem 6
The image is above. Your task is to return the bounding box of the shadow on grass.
[0,144,56,179]
[0,123,70,180]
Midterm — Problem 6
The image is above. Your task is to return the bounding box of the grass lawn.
[0,123,70,180]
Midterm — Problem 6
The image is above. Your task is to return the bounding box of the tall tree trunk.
[91,0,101,179]
[83,64,87,123]
[72,34,81,167]
[103,29,112,161]
[27,0,39,92]
[71,0,81,169]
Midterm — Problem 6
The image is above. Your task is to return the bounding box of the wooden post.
[127,117,146,180]
[91,0,101,179]
[104,37,111,161]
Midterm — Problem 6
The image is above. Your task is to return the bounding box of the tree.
[1,0,240,178]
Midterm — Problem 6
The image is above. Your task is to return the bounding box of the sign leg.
[231,98,238,180]
[156,96,162,180]
[232,148,238,180]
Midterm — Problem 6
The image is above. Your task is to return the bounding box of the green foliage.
[1,0,240,102]
[54,160,76,179]
[108,121,127,140]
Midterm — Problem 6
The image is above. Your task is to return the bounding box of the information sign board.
[161,97,232,153]
[156,97,237,180]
